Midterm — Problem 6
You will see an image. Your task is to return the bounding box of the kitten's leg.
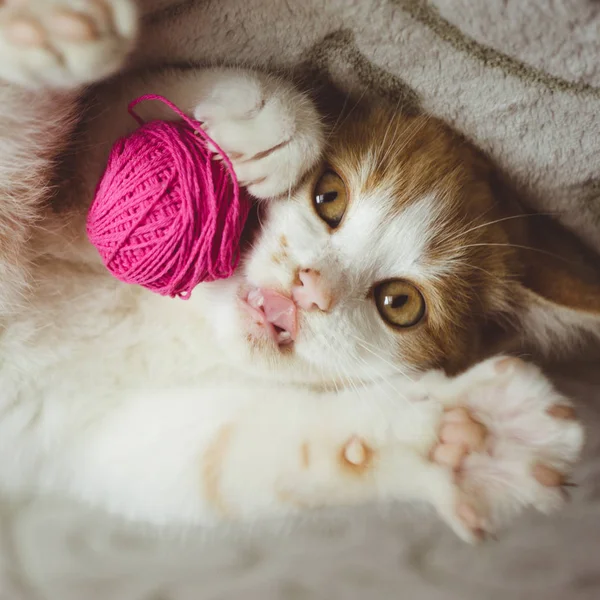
[5,360,581,541]
[0,0,138,313]
[0,86,79,315]
[22,380,446,527]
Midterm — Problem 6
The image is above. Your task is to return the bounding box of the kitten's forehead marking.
[335,191,443,281]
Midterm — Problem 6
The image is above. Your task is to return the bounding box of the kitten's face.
[207,109,520,383]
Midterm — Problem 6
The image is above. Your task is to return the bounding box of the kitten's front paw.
[431,357,584,542]
[0,0,138,88]
[193,70,324,199]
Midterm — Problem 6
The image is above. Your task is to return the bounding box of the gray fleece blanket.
[1,1,598,598]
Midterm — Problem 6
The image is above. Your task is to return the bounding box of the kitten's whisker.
[323,331,373,392]
[348,332,417,383]
[433,209,567,266]
[323,331,397,421]
[347,335,437,414]
[430,202,498,249]
[327,88,367,140]
[341,332,422,406]
[380,115,428,172]
[459,212,561,237]
[459,242,576,265]
[376,96,405,169]
[317,330,360,392]
[343,336,441,440]
[446,257,519,282]
[325,89,352,143]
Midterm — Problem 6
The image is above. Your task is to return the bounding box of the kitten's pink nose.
[292,269,333,312]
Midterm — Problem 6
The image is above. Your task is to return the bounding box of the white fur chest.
[0,265,232,404]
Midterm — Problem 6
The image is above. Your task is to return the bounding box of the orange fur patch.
[300,442,311,469]
[202,424,235,517]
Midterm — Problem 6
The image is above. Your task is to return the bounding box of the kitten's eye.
[374,280,426,328]
[313,171,348,229]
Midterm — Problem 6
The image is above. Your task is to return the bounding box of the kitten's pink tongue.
[245,289,298,343]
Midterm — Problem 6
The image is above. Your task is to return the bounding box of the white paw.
[192,69,324,199]
[431,356,584,542]
[0,0,138,88]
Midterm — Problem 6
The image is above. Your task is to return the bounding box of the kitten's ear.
[511,211,600,351]
[486,173,600,353]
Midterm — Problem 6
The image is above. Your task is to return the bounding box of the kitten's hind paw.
[431,356,584,542]
[0,0,138,88]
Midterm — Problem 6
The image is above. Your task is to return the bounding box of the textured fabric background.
[1,1,599,598]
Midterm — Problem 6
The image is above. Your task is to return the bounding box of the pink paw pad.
[431,407,486,471]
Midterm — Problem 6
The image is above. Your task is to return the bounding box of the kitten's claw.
[431,356,584,541]
[0,0,138,88]
[456,500,486,539]
[532,463,565,487]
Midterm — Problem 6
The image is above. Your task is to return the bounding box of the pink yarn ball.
[87,95,251,299]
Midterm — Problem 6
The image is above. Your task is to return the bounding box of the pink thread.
[86,94,251,299]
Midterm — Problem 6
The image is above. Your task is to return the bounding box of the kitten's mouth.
[239,288,298,347]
